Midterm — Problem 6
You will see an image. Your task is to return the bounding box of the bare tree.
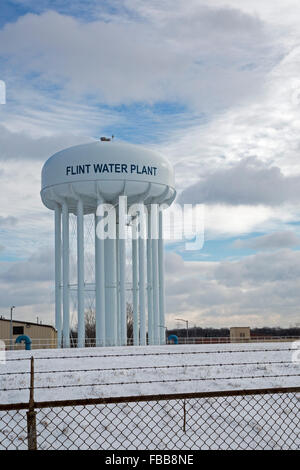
[85,308,96,346]
[127,302,133,342]
[73,304,136,346]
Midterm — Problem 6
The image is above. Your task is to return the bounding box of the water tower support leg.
[147,210,153,345]
[105,237,118,346]
[54,204,62,348]
[138,206,146,346]
[62,202,70,348]
[158,209,166,345]
[119,229,127,346]
[118,196,127,346]
[132,220,139,346]
[77,199,85,348]
[95,204,106,347]
[139,224,146,346]
[151,205,160,345]
[116,236,120,345]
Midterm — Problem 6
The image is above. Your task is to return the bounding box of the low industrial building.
[0,318,57,350]
[230,327,251,343]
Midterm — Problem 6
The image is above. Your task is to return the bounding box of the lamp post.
[10,306,15,350]
[176,318,189,343]
[158,325,168,344]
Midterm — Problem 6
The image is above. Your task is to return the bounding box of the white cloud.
[0,216,18,227]
[204,204,289,239]
[0,245,55,325]
[233,231,300,251]
[179,157,300,206]
[0,247,54,283]
[0,94,120,138]
[165,250,300,328]
[0,7,275,110]
[215,248,300,286]
[156,37,300,194]
[0,123,96,159]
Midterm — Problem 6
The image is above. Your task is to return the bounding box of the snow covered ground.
[0,342,299,449]
[1,342,300,403]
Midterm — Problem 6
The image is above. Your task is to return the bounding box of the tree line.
[70,306,300,345]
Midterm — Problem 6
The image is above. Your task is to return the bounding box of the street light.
[176,318,189,343]
[158,325,168,344]
[10,306,15,350]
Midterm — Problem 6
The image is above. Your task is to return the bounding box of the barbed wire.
[0,360,297,376]
[1,373,299,392]
[4,346,298,362]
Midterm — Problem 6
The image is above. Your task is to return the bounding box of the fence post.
[183,399,186,433]
[27,356,37,450]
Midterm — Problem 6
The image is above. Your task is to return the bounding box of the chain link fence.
[0,408,28,450]
[1,387,300,450]
[1,356,300,450]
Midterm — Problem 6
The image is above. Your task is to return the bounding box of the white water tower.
[41,139,176,348]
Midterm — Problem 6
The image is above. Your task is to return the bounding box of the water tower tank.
[41,140,176,348]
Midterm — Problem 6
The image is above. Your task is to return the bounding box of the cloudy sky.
[1,0,300,330]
